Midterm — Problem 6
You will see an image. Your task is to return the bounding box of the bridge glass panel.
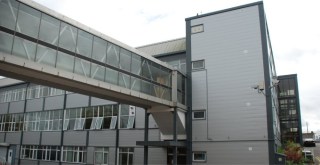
[0,0,19,30]
[0,31,13,54]
[59,22,77,52]
[119,48,131,72]
[141,80,151,95]
[35,44,57,67]
[131,53,141,75]
[39,14,60,46]
[92,37,107,63]
[106,43,119,68]
[56,51,74,73]
[74,57,91,78]
[76,29,93,58]
[141,59,152,80]
[130,77,141,92]
[16,4,41,38]
[105,67,119,85]
[91,63,105,81]
[118,73,130,89]
[12,36,36,61]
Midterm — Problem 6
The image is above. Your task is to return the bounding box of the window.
[119,148,134,165]
[193,152,206,162]
[23,110,63,131]
[119,105,135,129]
[192,60,205,70]
[192,110,206,120]
[61,146,86,163]
[191,24,204,34]
[20,145,38,160]
[37,146,61,161]
[64,105,118,130]
[24,112,40,131]
[95,147,108,165]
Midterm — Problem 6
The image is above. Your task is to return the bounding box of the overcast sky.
[30,0,320,133]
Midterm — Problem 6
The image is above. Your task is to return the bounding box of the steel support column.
[144,110,150,165]
[173,108,178,165]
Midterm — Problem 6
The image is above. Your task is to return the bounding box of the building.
[0,0,300,164]
[277,74,303,145]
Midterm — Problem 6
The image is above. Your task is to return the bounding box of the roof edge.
[185,1,263,21]
[136,37,186,49]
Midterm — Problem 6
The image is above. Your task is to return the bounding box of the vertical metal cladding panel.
[0,103,9,114]
[86,146,94,165]
[90,97,116,106]
[41,132,61,145]
[134,147,167,165]
[44,95,64,110]
[8,101,25,113]
[39,161,59,165]
[0,133,5,142]
[20,160,38,164]
[135,107,158,129]
[0,147,6,160]
[63,131,86,146]
[148,147,167,165]
[190,5,268,141]
[22,132,40,145]
[26,98,44,112]
[119,129,160,146]
[108,147,116,165]
[192,71,208,141]
[134,107,145,128]
[88,130,116,147]
[15,145,20,159]
[6,132,22,144]
[193,141,269,164]
[66,93,89,108]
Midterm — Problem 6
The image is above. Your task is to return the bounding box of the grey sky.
[30,0,320,133]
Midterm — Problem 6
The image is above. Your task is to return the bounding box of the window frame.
[192,60,205,70]
[192,110,206,120]
[192,151,207,162]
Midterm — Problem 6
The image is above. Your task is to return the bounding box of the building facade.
[0,0,300,164]
[277,74,302,145]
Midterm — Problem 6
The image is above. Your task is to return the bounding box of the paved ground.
[304,142,320,165]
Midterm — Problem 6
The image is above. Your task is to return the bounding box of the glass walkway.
[0,0,186,109]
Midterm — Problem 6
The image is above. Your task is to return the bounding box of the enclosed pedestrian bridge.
[0,0,187,141]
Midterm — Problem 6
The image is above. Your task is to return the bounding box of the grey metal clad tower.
[185,2,280,164]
